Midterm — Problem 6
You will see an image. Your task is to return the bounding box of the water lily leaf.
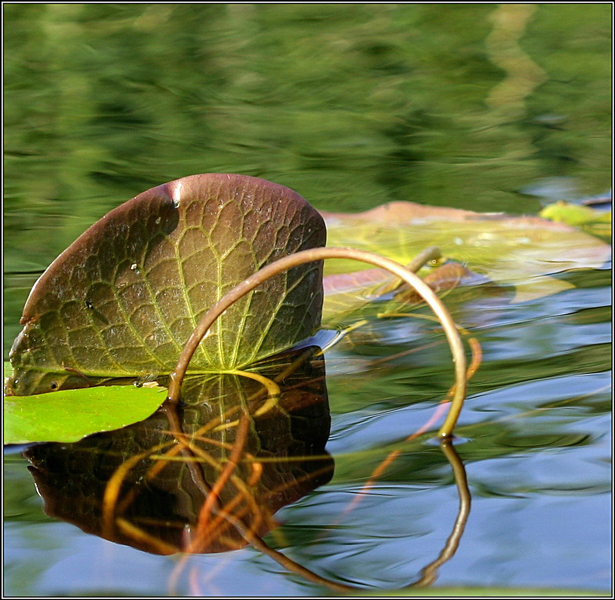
[5,361,166,444]
[6,174,326,396]
[322,259,488,327]
[540,200,611,239]
[321,201,611,303]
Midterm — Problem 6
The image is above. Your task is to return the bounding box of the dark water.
[3,4,612,596]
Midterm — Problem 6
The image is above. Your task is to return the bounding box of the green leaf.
[6,174,326,396]
[540,200,611,239]
[321,201,611,304]
[5,361,166,444]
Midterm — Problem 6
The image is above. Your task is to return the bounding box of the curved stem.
[376,246,442,296]
[410,438,471,587]
[168,248,467,438]
[229,369,281,417]
[406,245,442,273]
[190,438,470,595]
[190,411,250,552]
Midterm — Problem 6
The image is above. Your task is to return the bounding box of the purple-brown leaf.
[6,174,326,396]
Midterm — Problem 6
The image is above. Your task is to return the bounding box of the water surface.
[3,4,611,596]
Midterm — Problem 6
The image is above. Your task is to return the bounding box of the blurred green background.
[4,4,611,280]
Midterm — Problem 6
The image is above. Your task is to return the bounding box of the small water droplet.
[155,217,161,225]
[130,263,138,270]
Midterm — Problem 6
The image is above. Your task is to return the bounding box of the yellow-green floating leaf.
[540,200,611,239]
[4,363,166,444]
[322,201,611,303]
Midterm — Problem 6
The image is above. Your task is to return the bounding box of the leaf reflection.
[23,344,473,593]
[24,347,333,555]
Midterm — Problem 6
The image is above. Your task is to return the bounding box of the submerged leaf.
[321,201,611,303]
[6,174,326,396]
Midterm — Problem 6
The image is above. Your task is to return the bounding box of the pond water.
[3,4,611,596]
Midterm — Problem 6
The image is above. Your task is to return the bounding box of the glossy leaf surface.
[5,362,166,444]
[6,174,326,396]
